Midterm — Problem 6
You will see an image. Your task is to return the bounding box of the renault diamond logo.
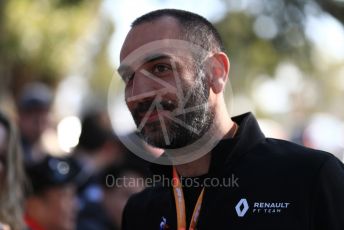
[235,198,249,217]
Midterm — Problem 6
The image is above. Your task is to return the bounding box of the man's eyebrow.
[142,53,172,64]
[117,53,172,76]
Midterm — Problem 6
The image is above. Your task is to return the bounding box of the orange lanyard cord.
[172,166,205,230]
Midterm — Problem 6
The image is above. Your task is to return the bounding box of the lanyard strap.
[172,166,205,230]
[172,122,238,229]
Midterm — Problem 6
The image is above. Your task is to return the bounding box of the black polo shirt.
[122,112,344,230]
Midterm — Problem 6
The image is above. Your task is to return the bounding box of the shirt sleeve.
[312,155,344,230]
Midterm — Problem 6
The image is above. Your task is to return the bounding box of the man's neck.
[175,120,237,177]
[175,152,211,177]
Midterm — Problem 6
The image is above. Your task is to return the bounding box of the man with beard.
[128,62,214,149]
[118,9,344,230]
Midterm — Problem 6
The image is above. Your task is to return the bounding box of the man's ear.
[206,52,230,94]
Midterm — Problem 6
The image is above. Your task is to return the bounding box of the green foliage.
[215,0,344,118]
[0,0,103,90]
[216,11,311,93]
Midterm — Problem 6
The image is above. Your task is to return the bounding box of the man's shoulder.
[242,137,341,175]
[257,137,334,161]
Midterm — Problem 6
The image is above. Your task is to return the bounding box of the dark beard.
[133,72,214,149]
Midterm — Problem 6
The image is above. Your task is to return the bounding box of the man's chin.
[140,129,172,149]
[140,130,191,149]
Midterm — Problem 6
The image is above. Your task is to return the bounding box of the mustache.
[132,98,177,120]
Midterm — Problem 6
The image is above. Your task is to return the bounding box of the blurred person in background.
[74,111,126,230]
[74,111,124,181]
[0,111,26,230]
[24,155,80,230]
[16,82,53,165]
[100,156,150,230]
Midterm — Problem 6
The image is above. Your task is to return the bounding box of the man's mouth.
[133,99,177,125]
[138,109,170,123]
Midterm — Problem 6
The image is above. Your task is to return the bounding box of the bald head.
[120,16,182,61]
[131,9,224,52]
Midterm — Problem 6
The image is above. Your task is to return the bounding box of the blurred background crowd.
[0,0,344,229]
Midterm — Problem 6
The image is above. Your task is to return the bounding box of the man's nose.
[128,68,163,100]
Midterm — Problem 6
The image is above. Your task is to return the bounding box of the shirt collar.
[150,112,265,177]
